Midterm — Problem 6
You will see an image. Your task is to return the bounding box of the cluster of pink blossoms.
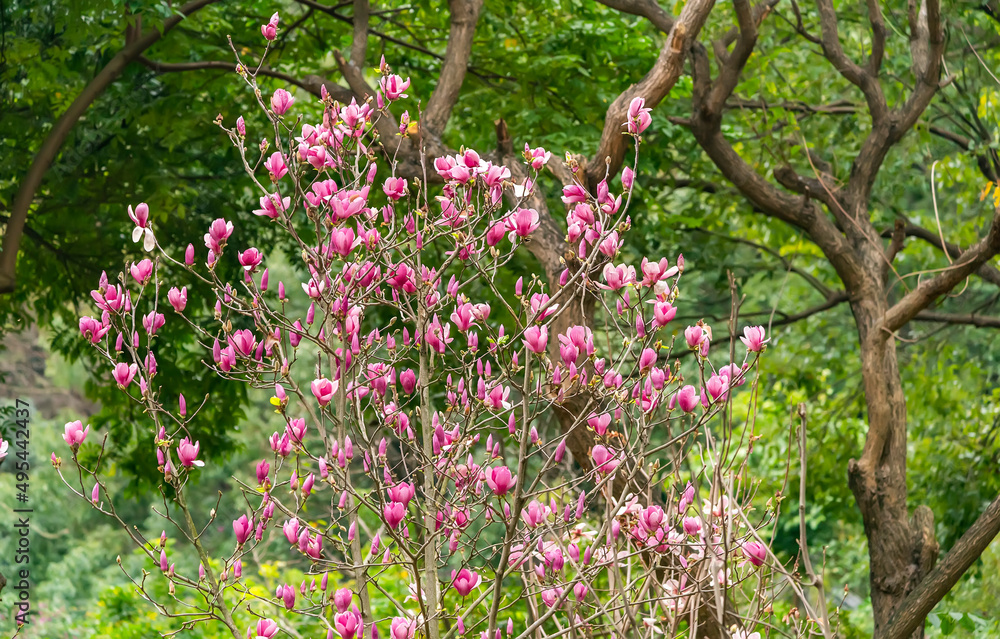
[53,14,782,639]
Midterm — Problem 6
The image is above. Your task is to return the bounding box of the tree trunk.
[847,245,939,639]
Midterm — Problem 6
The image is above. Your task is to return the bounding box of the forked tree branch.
[885,222,1000,288]
[882,494,1000,639]
[0,0,219,294]
[882,208,1000,333]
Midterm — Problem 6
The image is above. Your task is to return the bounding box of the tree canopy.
[3,0,1000,637]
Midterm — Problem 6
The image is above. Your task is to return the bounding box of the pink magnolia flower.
[482,384,509,411]
[229,329,257,356]
[705,374,729,402]
[592,444,621,474]
[601,263,636,290]
[63,420,90,446]
[388,482,415,507]
[425,316,453,354]
[277,584,295,610]
[561,184,589,204]
[384,501,406,529]
[282,518,300,544]
[250,618,279,639]
[380,74,411,100]
[142,311,165,335]
[676,385,700,413]
[130,259,153,284]
[523,143,551,169]
[264,152,288,181]
[485,465,516,496]
[270,89,294,115]
[128,202,156,251]
[334,612,361,639]
[522,325,548,354]
[740,325,769,352]
[684,325,707,350]
[588,413,611,436]
[383,176,408,200]
[311,378,337,406]
[521,500,551,527]
[638,347,657,371]
[253,193,290,219]
[483,220,504,246]
[233,515,251,545]
[78,316,110,343]
[236,116,246,136]
[506,208,540,239]
[390,617,416,639]
[204,218,234,253]
[127,202,149,228]
[541,587,564,608]
[451,568,481,597]
[400,369,417,394]
[622,166,635,190]
[683,516,702,536]
[112,362,138,388]
[625,96,652,134]
[91,282,126,313]
[743,540,767,567]
[167,286,187,312]
[333,587,353,613]
[339,98,373,131]
[177,437,203,467]
[261,12,279,40]
[652,300,676,327]
[239,248,263,272]
[639,257,678,286]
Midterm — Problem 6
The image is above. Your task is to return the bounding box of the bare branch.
[137,57,356,100]
[0,0,219,295]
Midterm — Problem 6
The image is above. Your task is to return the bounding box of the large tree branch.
[0,0,218,294]
[882,494,1000,639]
[687,10,866,290]
[889,222,1000,288]
[422,0,485,141]
[912,310,1000,328]
[813,0,887,121]
[352,0,370,66]
[594,0,675,33]
[882,208,1000,333]
[583,0,716,192]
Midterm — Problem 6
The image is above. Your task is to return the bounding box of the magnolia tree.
[42,13,831,639]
